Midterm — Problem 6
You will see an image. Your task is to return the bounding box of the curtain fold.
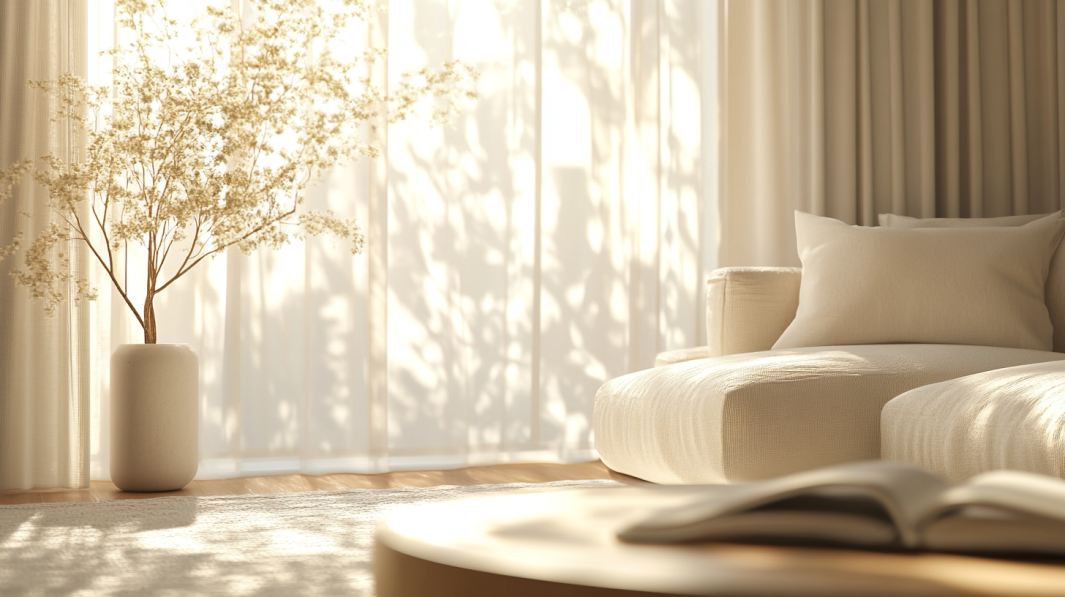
[0,0,90,490]
[721,0,1065,267]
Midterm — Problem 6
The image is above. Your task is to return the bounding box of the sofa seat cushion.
[595,345,1065,484]
[882,360,1065,483]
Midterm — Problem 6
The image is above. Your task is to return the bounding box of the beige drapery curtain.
[720,0,1065,267]
[0,0,90,490]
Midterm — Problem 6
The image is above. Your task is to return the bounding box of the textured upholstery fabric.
[654,347,709,368]
[706,267,802,357]
[879,211,1065,354]
[882,359,1065,483]
[773,212,1065,352]
[594,344,1065,484]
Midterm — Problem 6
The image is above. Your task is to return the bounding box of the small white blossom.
[298,210,365,254]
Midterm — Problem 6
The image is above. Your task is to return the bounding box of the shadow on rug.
[0,479,622,596]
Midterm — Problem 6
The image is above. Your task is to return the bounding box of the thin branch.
[156,216,180,274]
[155,202,297,293]
[90,197,112,270]
[165,216,205,283]
[79,224,145,331]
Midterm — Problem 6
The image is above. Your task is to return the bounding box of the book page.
[619,461,949,548]
[928,470,1065,524]
[920,471,1065,555]
[659,506,898,547]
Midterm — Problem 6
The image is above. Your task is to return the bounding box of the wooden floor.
[0,460,642,505]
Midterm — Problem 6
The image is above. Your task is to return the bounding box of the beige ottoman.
[595,344,1065,484]
[882,360,1065,483]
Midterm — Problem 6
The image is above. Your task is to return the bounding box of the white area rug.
[0,479,622,596]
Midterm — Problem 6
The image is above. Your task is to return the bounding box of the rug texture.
[0,479,621,597]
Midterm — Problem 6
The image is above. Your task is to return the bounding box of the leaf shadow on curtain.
[132,0,709,476]
[386,0,542,459]
[385,0,706,460]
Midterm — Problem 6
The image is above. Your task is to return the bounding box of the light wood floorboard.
[0,460,642,504]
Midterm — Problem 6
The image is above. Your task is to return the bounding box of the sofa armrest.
[654,346,710,367]
[707,267,802,357]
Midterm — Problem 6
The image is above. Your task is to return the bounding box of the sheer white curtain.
[76,0,716,481]
[0,0,91,490]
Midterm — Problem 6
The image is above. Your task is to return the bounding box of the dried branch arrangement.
[0,0,477,343]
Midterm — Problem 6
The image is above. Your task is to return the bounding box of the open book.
[618,461,1065,555]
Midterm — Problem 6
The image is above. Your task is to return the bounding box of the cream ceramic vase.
[110,344,198,492]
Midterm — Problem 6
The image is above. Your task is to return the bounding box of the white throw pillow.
[772,211,1065,351]
[879,211,1065,353]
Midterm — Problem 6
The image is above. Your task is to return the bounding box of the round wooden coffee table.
[375,485,1065,597]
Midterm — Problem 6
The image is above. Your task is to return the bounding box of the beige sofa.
[595,266,1065,484]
